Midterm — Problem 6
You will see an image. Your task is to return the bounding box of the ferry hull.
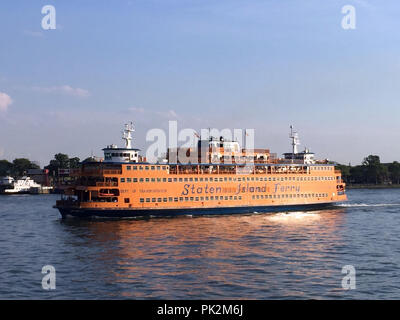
[56,202,339,219]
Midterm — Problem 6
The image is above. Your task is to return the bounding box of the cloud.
[32,85,90,97]
[0,92,12,112]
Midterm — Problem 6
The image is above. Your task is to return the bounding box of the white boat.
[3,176,42,194]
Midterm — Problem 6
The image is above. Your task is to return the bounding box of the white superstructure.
[103,122,140,163]
[4,177,41,193]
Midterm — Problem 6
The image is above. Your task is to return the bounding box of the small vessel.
[54,123,347,218]
[3,176,42,194]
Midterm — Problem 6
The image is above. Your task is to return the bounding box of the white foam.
[337,203,400,208]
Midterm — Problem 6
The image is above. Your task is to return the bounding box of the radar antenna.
[289,125,300,159]
[122,122,135,149]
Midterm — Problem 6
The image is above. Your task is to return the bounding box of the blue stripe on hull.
[57,202,337,219]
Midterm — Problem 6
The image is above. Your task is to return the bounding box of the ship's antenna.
[289,125,300,160]
[122,122,135,149]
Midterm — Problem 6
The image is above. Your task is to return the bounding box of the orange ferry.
[55,124,347,218]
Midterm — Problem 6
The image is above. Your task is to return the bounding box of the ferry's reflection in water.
[61,209,347,299]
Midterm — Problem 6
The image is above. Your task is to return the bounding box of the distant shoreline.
[346,184,400,189]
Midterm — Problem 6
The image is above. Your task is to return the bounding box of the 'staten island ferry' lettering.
[54,124,347,218]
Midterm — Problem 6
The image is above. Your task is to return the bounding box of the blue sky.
[0,0,399,166]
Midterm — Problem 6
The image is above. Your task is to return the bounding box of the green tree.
[349,165,366,183]
[11,158,40,177]
[388,161,400,184]
[0,160,13,176]
[45,153,80,176]
[362,155,387,184]
[69,157,80,168]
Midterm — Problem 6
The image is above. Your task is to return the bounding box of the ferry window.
[200,178,203,182]
[239,196,242,200]
[140,198,144,203]
[174,178,177,182]
[146,198,150,202]
[229,177,232,181]
[133,166,137,170]
[224,178,227,181]
[190,197,194,201]
[219,178,223,182]
[205,178,208,182]
[195,197,199,201]
[168,178,172,182]
[252,195,255,199]
[127,166,131,170]
[200,197,204,201]
[151,166,155,170]
[163,178,166,182]
[210,177,213,182]
[127,178,131,183]
[169,197,173,202]
[189,178,193,182]
[145,178,149,182]
[145,166,149,170]
[163,198,167,202]
[205,197,209,201]
[185,197,189,201]
[120,178,125,183]
[139,166,143,170]
[151,178,155,182]
[220,196,223,200]
[158,198,162,202]
[157,166,160,170]
[174,198,178,202]
[194,178,198,182]
[256,195,259,199]
[124,198,130,203]
[224,196,228,200]
[152,198,156,202]
[210,196,214,200]
[234,196,237,200]
[157,178,161,182]
[139,178,144,182]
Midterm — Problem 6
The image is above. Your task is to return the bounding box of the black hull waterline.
[55,202,339,219]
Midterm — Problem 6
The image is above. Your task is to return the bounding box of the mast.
[289,125,300,161]
[122,122,135,149]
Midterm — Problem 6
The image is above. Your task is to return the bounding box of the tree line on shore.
[335,155,400,185]
[0,153,81,178]
[1,153,399,185]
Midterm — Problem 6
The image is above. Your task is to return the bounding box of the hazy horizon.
[1,0,399,167]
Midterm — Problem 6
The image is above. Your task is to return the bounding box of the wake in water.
[337,203,400,208]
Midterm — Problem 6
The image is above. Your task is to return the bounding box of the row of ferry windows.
[140,195,243,203]
[121,176,335,183]
[126,165,167,171]
[251,193,328,199]
[125,165,332,171]
[138,193,329,203]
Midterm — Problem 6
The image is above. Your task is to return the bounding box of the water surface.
[0,189,399,299]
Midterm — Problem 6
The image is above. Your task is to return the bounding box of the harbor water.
[0,188,399,299]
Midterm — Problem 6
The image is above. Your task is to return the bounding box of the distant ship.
[54,123,347,218]
[1,176,52,194]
